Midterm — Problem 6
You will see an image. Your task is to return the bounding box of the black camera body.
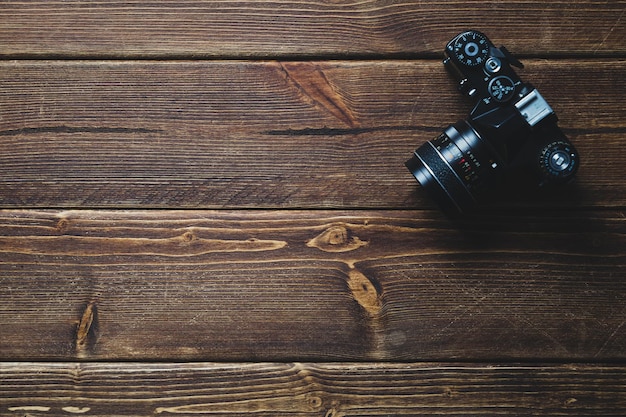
[406,30,579,215]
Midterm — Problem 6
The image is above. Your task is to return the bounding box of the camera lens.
[405,121,495,214]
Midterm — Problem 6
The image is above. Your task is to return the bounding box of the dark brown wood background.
[1,1,625,415]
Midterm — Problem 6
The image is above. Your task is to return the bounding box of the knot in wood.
[306,225,368,253]
[56,217,70,234]
[347,268,381,316]
[328,226,348,245]
[75,300,98,357]
[181,231,195,242]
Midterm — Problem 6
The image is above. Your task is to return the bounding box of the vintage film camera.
[406,30,579,215]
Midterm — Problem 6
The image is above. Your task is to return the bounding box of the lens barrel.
[405,121,494,215]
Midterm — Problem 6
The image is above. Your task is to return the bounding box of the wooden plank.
[1,209,624,361]
[1,362,625,416]
[1,60,624,209]
[0,1,625,57]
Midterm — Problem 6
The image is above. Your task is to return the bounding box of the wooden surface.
[1,1,625,58]
[1,0,625,415]
[1,209,625,362]
[2,363,625,415]
[1,60,624,209]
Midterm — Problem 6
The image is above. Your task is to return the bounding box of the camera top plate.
[443,30,558,135]
[444,30,525,106]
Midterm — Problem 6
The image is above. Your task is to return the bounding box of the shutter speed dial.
[539,141,578,183]
[452,31,489,67]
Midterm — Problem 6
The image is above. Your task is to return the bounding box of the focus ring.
[407,139,477,215]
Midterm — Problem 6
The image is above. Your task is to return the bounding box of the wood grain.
[1,362,625,416]
[1,60,624,209]
[1,209,624,361]
[0,1,624,58]
[2,0,625,412]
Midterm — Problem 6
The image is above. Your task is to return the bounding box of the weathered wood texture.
[0,1,625,58]
[1,60,624,209]
[2,0,625,414]
[1,209,624,361]
[1,362,625,416]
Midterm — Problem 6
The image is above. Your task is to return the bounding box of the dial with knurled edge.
[539,141,578,182]
[451,31,489,67]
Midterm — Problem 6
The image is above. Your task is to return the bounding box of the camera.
[405,30,579,215]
